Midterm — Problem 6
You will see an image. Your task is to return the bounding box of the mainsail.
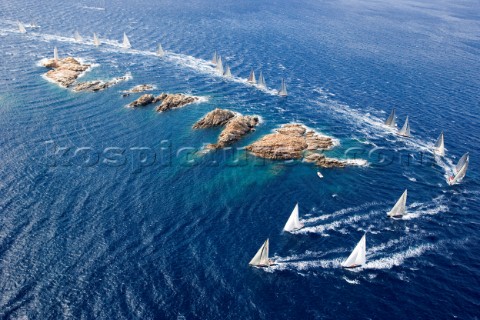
[397,116,410,137]
[278,78,287,96]
[224,65,232,77]
[387,189,408,218]
[283,203,304,232]
[18,21,26,33]
[212,51,218,64]
[434,131,445,156]
[341,234,366,268]
[122,32,131,49]
[53,46,59,61]
[385,108,396,127]
[258,71,266,89]
[156,44,165,57]
[248,69,256,84]
[216,56,224,74]
[74,31,83,42]
[249,239,272,267]
[449,153,469,185]
[93,33,100,46]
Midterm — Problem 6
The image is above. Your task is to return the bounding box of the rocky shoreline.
[128,93,200,112]
[193,108,259,149]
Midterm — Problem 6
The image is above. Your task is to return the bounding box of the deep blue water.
[1,0,479,319]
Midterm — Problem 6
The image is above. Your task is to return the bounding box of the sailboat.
[53,46,59,61]
[93,33,100,46]
[257,71,267,89]
[122,32,131,49]
[29,22,40,29]
[317,172,324,178]
[283,203,304,232]
[74,31,83,42]
[249,239,275,267]
[397,116,411,137]
[341,234,366,268]
[156,44,165,57]
[212,51,218,64]
[387,189,408,219]
[385,108,396,127]
[224,65,232,77]
[18,21,26,33]
[216,56,224,74]
[448,152,469,185]
[278,78,288,96]
[248,69,256,84]
[433,131,445,156]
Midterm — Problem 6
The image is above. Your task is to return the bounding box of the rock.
[213,115,259,149]
[42,57,90,87]
[193,108,236,129]
[304,153,347,168]
[128,94,155,108]
[122,84,155,96]
[73,81,109,92]
[246,123,337,161]
[155,93,199,112]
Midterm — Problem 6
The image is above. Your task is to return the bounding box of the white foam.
[364,244,433,270]
[343,276,360,284]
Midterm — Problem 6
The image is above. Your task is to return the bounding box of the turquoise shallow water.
[0,0,479,319]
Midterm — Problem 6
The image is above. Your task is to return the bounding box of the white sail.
[156,44,165,57]
[434,131,445,156]
[257,71,266,89]
[248,69,256,84]
[278,78,287,96]
[212,51,218,64]
[122,32,131,49]
[449,153,469,185]
[93,33,100,46]
[249,239,271,267]
[387,189,407,218]
[283,203,304,232]
[53,46,59,61]
[341,234,366,268]
[18,21,26,33]
[216,56,224,74]
[224,65,232,77]
[74,31,83,42]
[385,108,396,127]
[397,116,410,137]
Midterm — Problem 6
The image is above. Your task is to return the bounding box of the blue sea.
[1,0,479,319]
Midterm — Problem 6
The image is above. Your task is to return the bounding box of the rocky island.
[128,93,200,112]
[246,123,349,168]
[42,57,90,87]
[193,108,259,149]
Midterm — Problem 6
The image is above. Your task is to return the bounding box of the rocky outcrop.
[193,108,236,128]
[42,57,90,87]
[128,94,157,108]
[74,74,131,92]
[122,84,155,97]
[194,109,260,149]
[246,123,345,167]
[155,93,199,112]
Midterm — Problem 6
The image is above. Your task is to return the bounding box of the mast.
[385,108,396,127]
[283,203,304,232]
[387,189,408,218]
[341,234,366,268]
[278,78,287,96]
[248,69,256,84]
[434,131,445,156]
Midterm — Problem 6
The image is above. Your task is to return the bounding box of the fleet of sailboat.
[387,189,408,219]
[341,234,366,268]
[385,108,396,127]
[449,153,469,185]
[122,32,131,49]
[249,239,275,267]
[283,203,304,232]
[278,78,287,96]
[434,131,445,156]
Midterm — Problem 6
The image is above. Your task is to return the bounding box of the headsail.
[434,131,445,156]
[283,203,304,232]
[216,56,224,74]
[455,152,469,174]
[212,51,218,64]
[385,108,396,127]
[249,239,272,267]
[156,44,165,57]
[93,33,100,46]
[74,31,83,42]
[248,69,256,84]
[397,116,410,137]
[278,78,287,96]
[257,71,267,89]
[341,234,366,268]
[387,189,407,218]
[449,153,469,185]
[122,32,131,49]
[53,46,59,61]
[224,65,232,77]
[18,21,26,33]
